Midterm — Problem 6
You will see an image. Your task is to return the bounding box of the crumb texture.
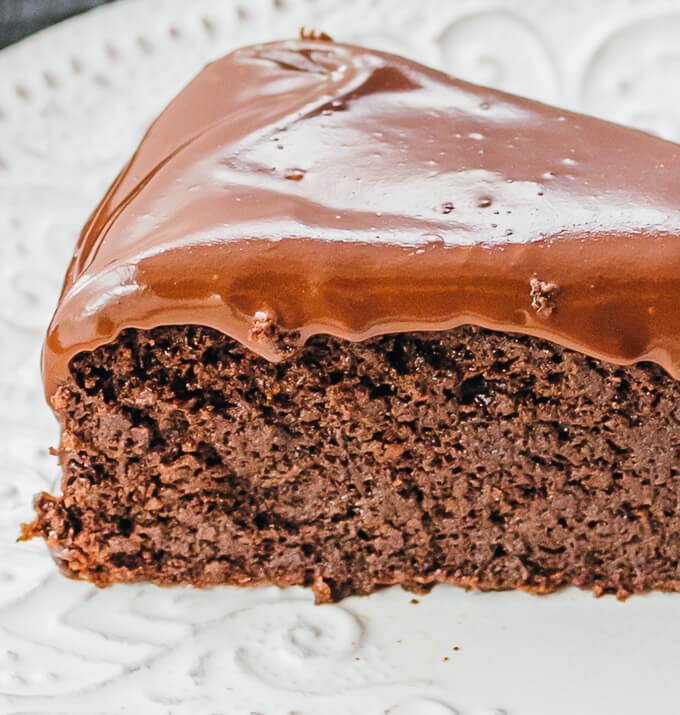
[26,325,680,602]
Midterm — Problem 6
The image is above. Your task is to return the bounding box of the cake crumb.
[312,574,332,603]
[300,27,333,41]
[250,310,276,342]
[529,277,559,317]
[249,310,300,357]
[410,598,420,604]
[285,168,306,181]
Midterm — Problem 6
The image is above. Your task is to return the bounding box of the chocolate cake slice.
[24,37,680,602]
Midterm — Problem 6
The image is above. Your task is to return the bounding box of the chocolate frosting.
[44,38,680,398]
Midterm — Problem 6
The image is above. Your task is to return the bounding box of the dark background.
[0,0,115,48]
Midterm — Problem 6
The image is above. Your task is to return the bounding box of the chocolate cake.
[24,36,680,602]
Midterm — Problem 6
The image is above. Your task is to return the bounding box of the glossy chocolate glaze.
[44,38,680,398]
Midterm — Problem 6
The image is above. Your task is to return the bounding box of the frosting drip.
[44,39,680,397]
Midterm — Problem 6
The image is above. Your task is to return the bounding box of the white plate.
[2,0,680,712]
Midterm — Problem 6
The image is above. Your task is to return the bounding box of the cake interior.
[25,324,680,601]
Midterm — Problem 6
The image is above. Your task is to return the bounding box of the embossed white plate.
[2,0,680,712]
